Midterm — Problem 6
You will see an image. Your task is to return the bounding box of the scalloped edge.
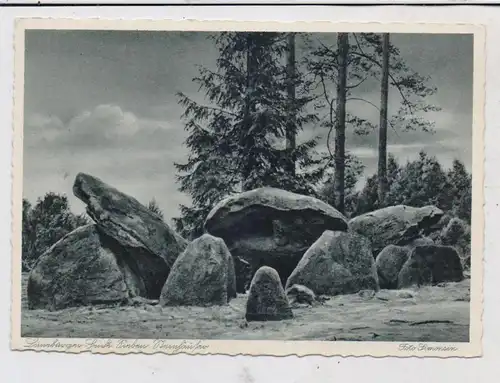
[9,17,485,358]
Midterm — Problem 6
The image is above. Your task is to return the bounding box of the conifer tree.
[306,33,440,213]
[378,33,390,204]
[285,32,297,177]
[447,159,472,222]
[147,198,164,220]
[333,33,349,214]
[174,32,322,239]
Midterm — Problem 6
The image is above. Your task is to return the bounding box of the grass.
[21,273,471,342]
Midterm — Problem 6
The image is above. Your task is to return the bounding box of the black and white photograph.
[13,20,483,353]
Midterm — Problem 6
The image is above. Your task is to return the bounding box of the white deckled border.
[9,17,486,358]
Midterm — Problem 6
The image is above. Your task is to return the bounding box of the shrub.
[439,217,471,269]
[146,198,164,220]
[22,193,88,271]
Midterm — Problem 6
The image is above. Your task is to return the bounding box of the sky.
[23,30,474,221]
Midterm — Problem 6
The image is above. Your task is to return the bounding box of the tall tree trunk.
[285,32,297,177]
[334,33,349,214]
[377,33,390,205]
[242,33,257,191]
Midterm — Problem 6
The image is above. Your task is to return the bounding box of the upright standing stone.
[398,245,464,288]
[375,245,411,289]
[27,225,135,310]
[286,231,379,295]
[160,234,236,306]
[73,173,187,298]
[245,266,293,321]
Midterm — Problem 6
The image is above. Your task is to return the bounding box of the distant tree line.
[22,151,471,271]
[321,152,472,222]
[22,193,89,271]
[22,32,472,267]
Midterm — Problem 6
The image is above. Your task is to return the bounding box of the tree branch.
[326,119,335,159]
[180,93,239,119]
[388,119,401,138]
[347,75,369,89]
[201,104,238,118]
[351,33,415,115]
[346,97,380,111]
[319,72,331,106]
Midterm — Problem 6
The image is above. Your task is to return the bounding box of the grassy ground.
[21,273,471,342]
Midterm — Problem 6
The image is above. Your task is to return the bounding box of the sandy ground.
[20,273,471,342]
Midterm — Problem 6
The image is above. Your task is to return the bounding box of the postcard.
[10,18,485,357]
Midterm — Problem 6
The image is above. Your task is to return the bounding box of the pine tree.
[320,153,364,218]
[307,33,440,213]
[378,33,390,204]
[387,153,401,186]
[306,33,377,214]
[285,32,297,176]
[354,153,400,215]
[333,33,349,214]
[351,33,441,134]
[355,33,440,205]
[355,153,471,221]
[174,32,322,239]
[355,174,379,215]
[386,151,452,210]
[447,159,472,222]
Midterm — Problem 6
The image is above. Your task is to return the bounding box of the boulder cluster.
[27,174,467,322]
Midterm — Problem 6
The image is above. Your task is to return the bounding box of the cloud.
[69,104,140,137]
[25,104,189,152]
[44,104,140,147]
[24,113,65,144]
[23,104,190,220]
[26,113,64,130]
[22,31,473,220]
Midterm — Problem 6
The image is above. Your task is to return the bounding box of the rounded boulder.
[160,234,236,306]
[285,231,379,296]
[375,245,411,289]
[245,266,293,322]
[397,245,464,288]
[27,224,137,310]
[348,205,444,256]
[285,284,316,306]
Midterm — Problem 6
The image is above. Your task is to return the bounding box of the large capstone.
[204,187,348,285]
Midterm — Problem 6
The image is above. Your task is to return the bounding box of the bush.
[354,152,471,223]
[438,217,471,269]
[22,193,88,271]
[146,198,164,220]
